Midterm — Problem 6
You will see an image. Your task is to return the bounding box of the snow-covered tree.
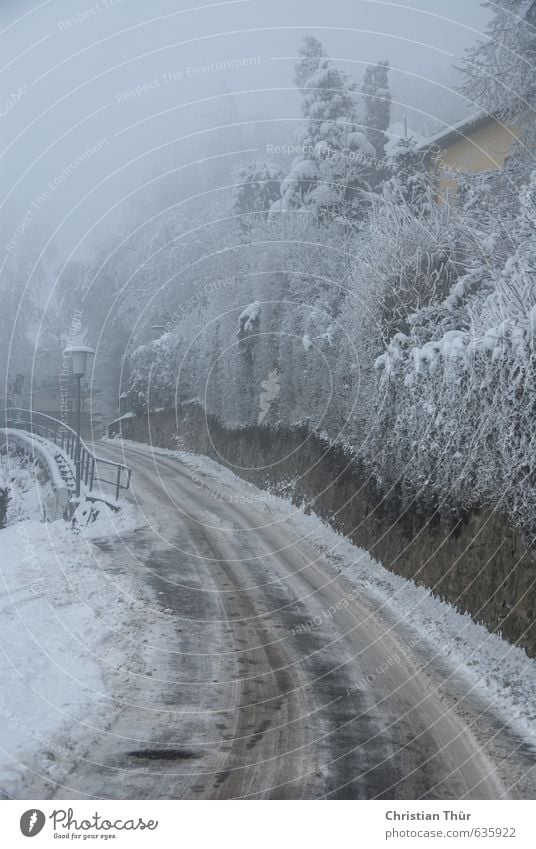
[461,0,536,118]
[125,344,152,414]
[300,60,360,148]
[233,161,284,233]
[313,131,376,223]
[294,35,328,92]
[361,59,391,158]
[271,41,380,224]
[382,138,432,214]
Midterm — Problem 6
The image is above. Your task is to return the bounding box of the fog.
[1,0,489,265]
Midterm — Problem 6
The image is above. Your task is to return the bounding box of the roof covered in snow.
[416,111,503,153]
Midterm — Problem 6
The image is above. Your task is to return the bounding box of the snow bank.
[0,503,145,796]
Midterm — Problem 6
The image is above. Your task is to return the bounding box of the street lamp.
[63,345,95,497]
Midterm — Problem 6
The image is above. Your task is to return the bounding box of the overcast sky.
[0,0,491,266]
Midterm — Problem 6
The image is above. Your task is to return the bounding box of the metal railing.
[4,408,131,502]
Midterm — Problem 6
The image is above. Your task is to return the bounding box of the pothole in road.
[127,748,203,761]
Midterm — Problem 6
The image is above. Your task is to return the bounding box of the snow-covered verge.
[120,440,536,745]
[0,505,145,797]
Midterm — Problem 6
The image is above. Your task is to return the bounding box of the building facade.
[418,112,520,199]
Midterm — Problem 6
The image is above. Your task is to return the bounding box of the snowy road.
[23,440,536,800]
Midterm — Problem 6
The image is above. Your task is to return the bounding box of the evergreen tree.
[300,60,360,148]
[273,40,377,224]
[361,59,391,157]
[383,138,432,214]
[293,35,328,92]
[233,161,284,233]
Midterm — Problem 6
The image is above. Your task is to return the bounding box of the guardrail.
[4,408,131,502]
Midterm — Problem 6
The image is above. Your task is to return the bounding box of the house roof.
[415,3,534,155]
[416,111,499,153]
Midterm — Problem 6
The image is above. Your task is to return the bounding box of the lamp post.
[63,346,95,497]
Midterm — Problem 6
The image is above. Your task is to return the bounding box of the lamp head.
[64,345,95,378]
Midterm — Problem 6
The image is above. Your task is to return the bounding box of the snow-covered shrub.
[356,188,468,347]
[125,333,181,413]
[125,344,151,414]
[369,172,536,537]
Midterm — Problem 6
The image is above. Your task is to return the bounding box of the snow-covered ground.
[0,455,145,796]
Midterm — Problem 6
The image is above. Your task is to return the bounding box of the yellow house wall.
[435,120,520,198]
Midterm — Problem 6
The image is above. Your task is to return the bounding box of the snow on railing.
[4,409,131,506]
[1,428,69,519]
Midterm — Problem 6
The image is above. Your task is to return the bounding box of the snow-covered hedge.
[370,173,536,536]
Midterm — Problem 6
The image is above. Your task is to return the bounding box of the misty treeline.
[6,2,536,537]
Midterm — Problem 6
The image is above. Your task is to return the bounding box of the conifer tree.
[293,35,328,92]
[361,59,391,157]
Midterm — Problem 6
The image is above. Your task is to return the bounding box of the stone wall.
[114,405,536,656]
